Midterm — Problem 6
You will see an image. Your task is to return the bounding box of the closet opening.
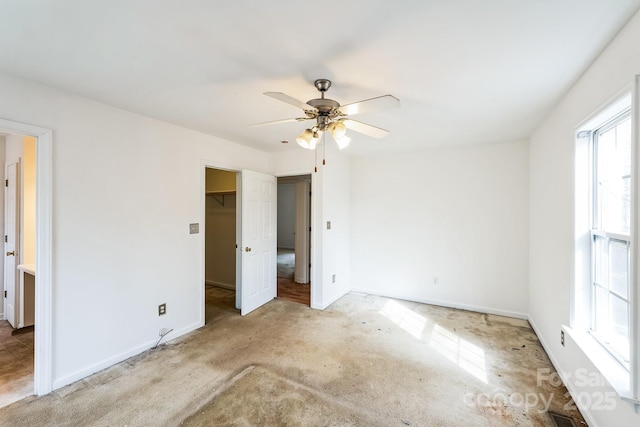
[204,168,238,322]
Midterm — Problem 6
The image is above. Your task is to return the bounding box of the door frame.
[276,175,312,284]
[0,118,53,396]
[275,172,317,307]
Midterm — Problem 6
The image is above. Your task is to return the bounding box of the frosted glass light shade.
[329,121,347,139]
[296,129,317,149]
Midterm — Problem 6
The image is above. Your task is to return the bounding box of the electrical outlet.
[560,330,565,347]
[432,276,439,286]
[326,221,331,230]
[189,223,199,234]
[332,274,336,283]
[158,303,166,316]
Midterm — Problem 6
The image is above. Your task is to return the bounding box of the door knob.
[6,251,15,256]
[245,247,252,252]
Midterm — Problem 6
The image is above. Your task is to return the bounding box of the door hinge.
[4,179,7,187]
[3,290,6,298]
[3,235,6,243]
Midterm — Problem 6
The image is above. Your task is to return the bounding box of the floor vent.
[549,412,577,427]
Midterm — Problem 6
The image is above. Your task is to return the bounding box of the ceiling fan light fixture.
[259,79,399,152]
[329,120,347,140]
[296,128,318,149]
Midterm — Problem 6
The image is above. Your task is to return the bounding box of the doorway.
[202,166,278,318]
[0,133,37,407]
[276,175,311,306]
[204,168,238,322]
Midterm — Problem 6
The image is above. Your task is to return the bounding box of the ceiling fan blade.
[248,117,313,127]
[343,119,390,139]
[338,95,400,116]
[264,92,317,112]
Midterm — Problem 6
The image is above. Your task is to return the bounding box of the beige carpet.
[0,289,586,426]
[182,365,380,426]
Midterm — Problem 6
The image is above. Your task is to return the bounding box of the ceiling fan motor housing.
[307,98,340,113]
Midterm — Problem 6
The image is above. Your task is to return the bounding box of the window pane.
[609,240,629,298]
[608,297,629,362]
[596,117,631,235]
[593,284,609,333]
[593,236,606,287]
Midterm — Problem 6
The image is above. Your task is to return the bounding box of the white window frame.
[571,81,640,413]
[589,110,632,369]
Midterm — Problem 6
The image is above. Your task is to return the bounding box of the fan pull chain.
[322,131,326,166]
[314,143,318,173]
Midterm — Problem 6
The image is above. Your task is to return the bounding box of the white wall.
[351,141,529,318]
[0,71,270,389]
[277,183,295,249]
[320,142,352,307]
[529,9,640,427]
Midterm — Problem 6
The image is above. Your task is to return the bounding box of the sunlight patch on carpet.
[380,300,427,340]
[429,324,488,384]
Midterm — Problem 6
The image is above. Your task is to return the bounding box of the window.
[591,111,632,369]
[572,88,639,408]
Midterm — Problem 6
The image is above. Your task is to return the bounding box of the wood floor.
[0,321,33,408]
[277,276,310,306]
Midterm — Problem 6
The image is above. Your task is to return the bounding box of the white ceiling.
[0,0,639,156]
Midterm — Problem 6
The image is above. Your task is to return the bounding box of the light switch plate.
[327,221,331,230]
[189,223,199,234]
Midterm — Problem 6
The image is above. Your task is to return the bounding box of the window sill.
[563,325,639,409]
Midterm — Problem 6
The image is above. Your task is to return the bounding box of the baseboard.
[313,287,350,310]
[350,288,528,320]
[205,280,235,290]
[528,316,600,427]
[52,320,203,391]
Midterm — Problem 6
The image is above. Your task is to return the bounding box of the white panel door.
[240,170,276,315]
[4,161,20,327]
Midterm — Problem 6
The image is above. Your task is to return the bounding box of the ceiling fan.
[252,79,400,150]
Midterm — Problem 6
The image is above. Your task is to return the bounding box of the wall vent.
[548,412,577,427]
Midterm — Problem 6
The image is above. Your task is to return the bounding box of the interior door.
[4,161,20,327]
[240,170,276,315]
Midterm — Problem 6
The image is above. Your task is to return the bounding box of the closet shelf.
[206,190,236,206]
[206,190,236,195]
